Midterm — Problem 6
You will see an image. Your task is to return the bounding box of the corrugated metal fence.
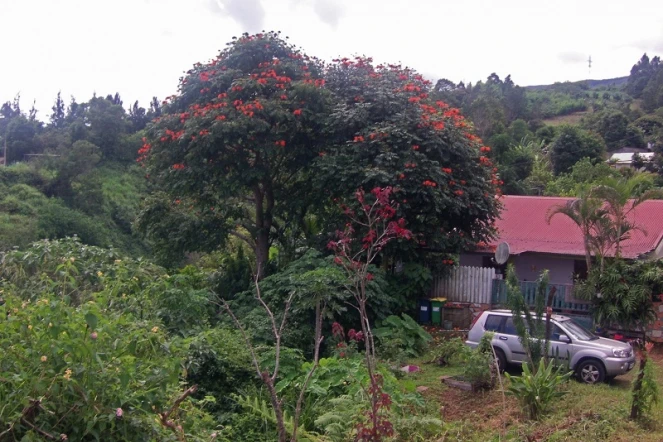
[430,266,495,304]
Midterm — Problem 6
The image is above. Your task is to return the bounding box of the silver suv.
[466,309,636,384]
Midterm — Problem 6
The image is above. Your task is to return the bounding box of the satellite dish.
[494,242,510,265]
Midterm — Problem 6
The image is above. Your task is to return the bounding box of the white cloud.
[209,0,266,33]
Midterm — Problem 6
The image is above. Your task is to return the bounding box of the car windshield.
[559,319,598,341]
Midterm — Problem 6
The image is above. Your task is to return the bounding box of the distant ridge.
[524,76,628,91]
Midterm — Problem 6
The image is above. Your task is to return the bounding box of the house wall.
[458,253,485,267]
[511,253,576,285]
[459,252,577,285]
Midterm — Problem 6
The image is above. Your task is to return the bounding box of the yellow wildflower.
[41,356,48,363]
[28,325,33,330]
[63,368,72,381]
[97,271,103,277]
[151,326,159,333]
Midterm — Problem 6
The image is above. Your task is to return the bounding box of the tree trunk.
[253,181,274,281]
[630,354,647,420]
[255,229,269,281]
[583,232,592,273]
[262,372,288,442]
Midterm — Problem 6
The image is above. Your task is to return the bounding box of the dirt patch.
[439,383,521,432]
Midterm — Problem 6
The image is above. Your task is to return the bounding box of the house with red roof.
[433,195,663,337]
[459,195,663,285]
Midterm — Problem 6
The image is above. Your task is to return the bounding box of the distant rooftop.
[476,195,663,259]
[609,152,654,164]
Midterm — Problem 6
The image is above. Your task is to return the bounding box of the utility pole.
[588,55,592,75]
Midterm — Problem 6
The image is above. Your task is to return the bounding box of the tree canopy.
[141,32,330,277]
[316,57,501,256]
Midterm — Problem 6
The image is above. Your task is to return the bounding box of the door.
[483,314,526,364]
[500,316,527,364]
[548,323,572,366]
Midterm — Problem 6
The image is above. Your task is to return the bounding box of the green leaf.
[85,312,98,331]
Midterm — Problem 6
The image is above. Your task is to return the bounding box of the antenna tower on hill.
[588,55,592,75]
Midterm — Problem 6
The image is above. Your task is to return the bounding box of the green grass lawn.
[396,337,663,441]
[541,112,590,127]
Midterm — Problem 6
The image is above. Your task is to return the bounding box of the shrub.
[0,291,216,440]
[630,343,659,420]
[428,337,470,366]
[506,359,573,420]
[462,333,496,389]
[185,328,255,418]
[374,313,432,360]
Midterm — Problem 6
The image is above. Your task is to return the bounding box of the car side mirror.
[559,334,571,343]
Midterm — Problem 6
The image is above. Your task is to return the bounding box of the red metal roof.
[484,195,663,259]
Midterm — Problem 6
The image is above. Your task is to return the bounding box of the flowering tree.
[140,32,329,278]
[328,186,411,440]
[318,58,501,257]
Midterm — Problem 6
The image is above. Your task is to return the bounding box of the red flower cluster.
[403,83,421,92]
[172,163,185,170]
[274,140,286,147]
[442,259,454,265]
[353,135,365,143]
[480,146,491,152]
[293,109,302,116]
[441,167,452,174]
[347,329,364,342]
[412,144,419,150]
[422,180,437,187]
[454,190,464,196]
[137,138,151,162]
[160,129,185,143]
[235,99,263,117]
[405,162,417,168]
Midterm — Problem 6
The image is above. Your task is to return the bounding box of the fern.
[233,394,327,442]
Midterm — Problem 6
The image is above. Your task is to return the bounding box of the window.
[550,325,566,341]
[502,317,518,335]
[484,315,503,332]
[574,260,588,280]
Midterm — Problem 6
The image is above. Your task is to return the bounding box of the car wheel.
[576,359,605,384]
[493,348,507,372]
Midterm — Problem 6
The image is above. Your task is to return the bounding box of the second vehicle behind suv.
[466,309,636,384]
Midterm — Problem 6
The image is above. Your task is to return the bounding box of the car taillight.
[470,311,484,330]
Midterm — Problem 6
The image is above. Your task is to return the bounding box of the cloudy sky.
[1,0,662,118]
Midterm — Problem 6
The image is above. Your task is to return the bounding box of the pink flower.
[116,408,123,419]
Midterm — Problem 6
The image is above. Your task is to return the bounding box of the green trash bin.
[430,297,447,325]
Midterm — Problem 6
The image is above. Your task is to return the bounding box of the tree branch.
[229,229,256,249]
[159,385,198,442]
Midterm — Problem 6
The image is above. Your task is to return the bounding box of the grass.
[541,111,590,127]
[396,332,663,441]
